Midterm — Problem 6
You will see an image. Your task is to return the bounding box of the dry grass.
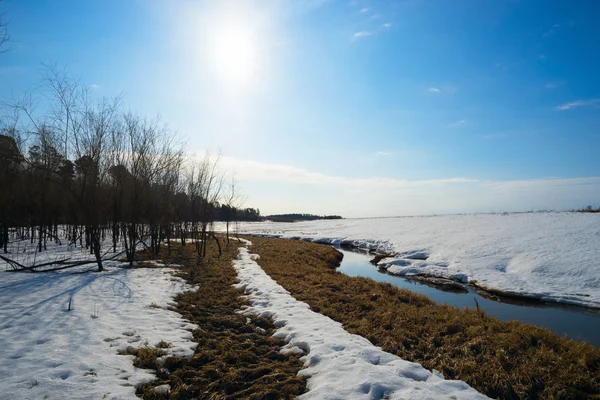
[136,240,307,399]
[119,346,165,369]
[247,235,600,400]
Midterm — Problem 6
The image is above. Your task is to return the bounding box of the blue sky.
[1,0,599,217]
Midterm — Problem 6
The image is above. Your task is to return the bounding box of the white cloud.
[543,24,560,37]
[449,119,467,127]
[427,85,458,94]
[545,82,560,89]
[376,151,391,156]
[353,31,372,39]
[556,99,600,111]
[90,84,100,90]
[382,23,392,28]
[219,156,600,217]
[220,156,475,189]
[359,7,369,13]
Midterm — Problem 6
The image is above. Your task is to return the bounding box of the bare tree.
[119,113,183,266]
[0,65,255,273]
[70,98,120,271]
[185,154,223,257]
[223,177,244,247]
[0,1,10,53]
[41,64,85,158]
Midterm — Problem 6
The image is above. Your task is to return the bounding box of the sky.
[1,0,599,217]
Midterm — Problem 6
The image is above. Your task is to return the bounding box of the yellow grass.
[247,236,600,400]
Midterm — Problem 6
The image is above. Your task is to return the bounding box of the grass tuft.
[119,346,165,369]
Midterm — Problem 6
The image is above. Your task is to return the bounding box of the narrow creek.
[336,248,600,347]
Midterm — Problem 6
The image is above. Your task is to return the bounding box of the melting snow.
[0,257,197,399]
[221,212,600,308]
[233,243,488,399]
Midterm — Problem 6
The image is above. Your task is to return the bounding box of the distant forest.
[265,214,343,222]
[214,206,261,221]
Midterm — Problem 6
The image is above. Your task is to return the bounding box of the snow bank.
[219,212,600,308]
[233,246,488,399]
[0,260,198,400]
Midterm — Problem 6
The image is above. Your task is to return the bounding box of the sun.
[206,19,262,90]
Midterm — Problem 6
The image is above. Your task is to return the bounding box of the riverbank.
[246,235,600,399]
[337,247,600,347]
[218,212,600,310]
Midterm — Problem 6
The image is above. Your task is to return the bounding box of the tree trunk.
[91,228,103,272]
[211,231,222,257]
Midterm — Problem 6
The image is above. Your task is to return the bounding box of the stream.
[337,248,600,347]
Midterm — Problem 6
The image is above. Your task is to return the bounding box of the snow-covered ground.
[234,241,488,399]
[0,236,129,272]
[220,212,600,308]
[0,245,198,399]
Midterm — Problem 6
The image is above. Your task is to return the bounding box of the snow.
[0,252,198,399]
[1,238,125,272]
[220,212,600,308]
[233,243,489,399]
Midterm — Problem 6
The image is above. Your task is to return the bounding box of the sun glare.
[206,18,263,90]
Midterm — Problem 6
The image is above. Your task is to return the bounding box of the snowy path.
[0,262,198,400]
[233,243,488,400]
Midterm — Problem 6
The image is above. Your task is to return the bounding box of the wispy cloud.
[90,84,100,90]
[220,156,477,188]
[543,23,560,37]
[353,31,372,39]
[449,119,467,127]
[428,85,458,94]
[538,54,547,61]
[545,82,561,89]
[556,99,600,111]
[376,151,391,156]
[219,156,600,216]
[382,23,392,28]
[359,7,369,13]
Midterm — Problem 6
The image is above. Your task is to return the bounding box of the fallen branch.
[1,251,123,273]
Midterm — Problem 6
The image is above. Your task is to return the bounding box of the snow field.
[233,245,488,400]
[0,260,198,400]
[223,212,600,308]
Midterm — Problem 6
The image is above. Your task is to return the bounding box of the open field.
[1,232,598,399]
[220,212,600,309]
[246,235,600,400]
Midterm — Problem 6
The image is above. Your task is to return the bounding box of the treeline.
[0,66,250,271]
[265,213,342,222]
[576,206,600,213]
[215,206,261,222]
